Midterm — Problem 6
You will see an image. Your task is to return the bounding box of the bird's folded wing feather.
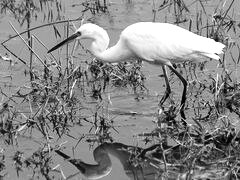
[121,22,224,64]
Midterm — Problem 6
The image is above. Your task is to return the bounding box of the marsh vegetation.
[0,0,240,179]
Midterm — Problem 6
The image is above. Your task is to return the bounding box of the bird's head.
[48,23,110,54]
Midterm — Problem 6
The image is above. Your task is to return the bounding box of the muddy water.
[0,0,239,180]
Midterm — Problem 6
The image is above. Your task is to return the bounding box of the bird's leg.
[168,65,187,122]
[159,65,171,106]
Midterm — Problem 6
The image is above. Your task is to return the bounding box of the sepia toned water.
[0,0,239,179]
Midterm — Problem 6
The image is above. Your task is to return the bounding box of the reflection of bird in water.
[48,22,225,119]
[55,144,112,179]
[55,142,164,180]
[56,132,239,180]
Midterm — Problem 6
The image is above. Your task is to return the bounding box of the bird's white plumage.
[48,22,225,65]
[120,22,225,65]
[48,22,225,119]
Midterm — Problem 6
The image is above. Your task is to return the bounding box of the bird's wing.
[121,22,222,65]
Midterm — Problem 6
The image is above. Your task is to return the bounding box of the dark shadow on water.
[55,142,160,180]
[55,140,240,180]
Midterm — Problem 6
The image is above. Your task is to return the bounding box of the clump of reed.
[0,8,147,178]
[134,0,240,179]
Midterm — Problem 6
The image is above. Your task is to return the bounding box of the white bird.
[48,22,225,120]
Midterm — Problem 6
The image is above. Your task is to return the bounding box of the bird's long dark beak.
[47,32,81,53]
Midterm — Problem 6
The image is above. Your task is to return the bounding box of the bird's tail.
[200,39,225,60]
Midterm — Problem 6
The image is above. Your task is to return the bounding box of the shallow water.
[0,0,240,179]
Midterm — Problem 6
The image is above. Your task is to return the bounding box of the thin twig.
[216,0,235,33]
[9,22,49,69]
[32,34,61,67]
[2,17,83,45]
[1,43,27,65]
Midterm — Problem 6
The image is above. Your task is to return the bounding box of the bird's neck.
[90,39,132,63]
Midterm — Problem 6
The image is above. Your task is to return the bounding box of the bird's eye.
[77,31,82,36]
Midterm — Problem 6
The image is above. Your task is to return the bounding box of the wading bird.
[48,22,225,119]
